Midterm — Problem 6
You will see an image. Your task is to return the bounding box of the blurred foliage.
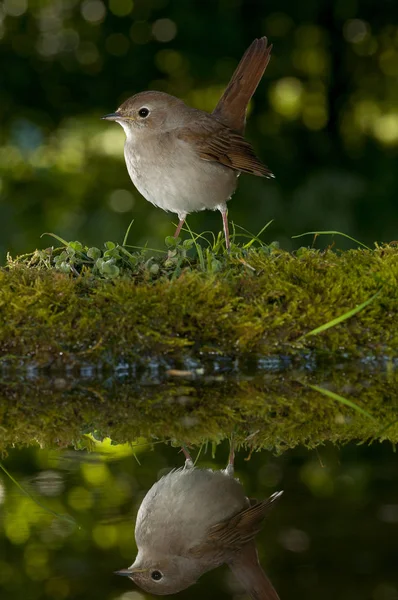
[0,442,397,600]
[0,0,398,262]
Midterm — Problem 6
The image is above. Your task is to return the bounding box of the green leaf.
[101,261,120,278]
[149,263,160,275]
[68,241,84,252]
[182,239,194,250]
[165,236,177,248]
[87,247,101,260]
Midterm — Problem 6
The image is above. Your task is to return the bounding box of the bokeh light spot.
[155,49,183,74]
[379,49,398,77]
[90,129,125,157]
[186,85,226,113]
[24,544,48,569]
[302,102,328,130]
[265,12,293,37]
[92,523,118,549]
[269,77,303,119]
[372,114,398,145]
[295,24,323,46]
[343,19,369,43]
[34,470,64,497]
[67,486,93,511]
[300,462,334,496]
[278,528,310,552]
[76,41,100,65]
[378,504,398,523]
[109,0,134,17]
[354,99,381,132]
[109,189,135,213]
[152,18,177,42]
[36,34,60,57]
[24,543,50,580]
[373,584,398,600]
[293,48,328,76]
[81,0,106,24]
[115,592,146,600]
[81,461,110,486]
[352,36,378,56]
[3,0,27,17]
[5,517,30,544]
[45,577,70,599]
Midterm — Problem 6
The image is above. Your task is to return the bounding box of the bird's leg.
[219,206,231,251]
[225,433,235,476]
[181,443,194,469]
[174,214,186,239]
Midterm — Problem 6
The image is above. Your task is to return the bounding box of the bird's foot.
[181,443,194,469]
[225,433,235,476]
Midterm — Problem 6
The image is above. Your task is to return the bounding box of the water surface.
[0,363,397,600]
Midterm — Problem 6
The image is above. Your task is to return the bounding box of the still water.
[0,364,397,600]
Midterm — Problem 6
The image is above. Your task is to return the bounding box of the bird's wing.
[189,491,283,557]
[177,120,274,178]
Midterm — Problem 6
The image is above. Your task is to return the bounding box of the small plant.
[6,222,280,281]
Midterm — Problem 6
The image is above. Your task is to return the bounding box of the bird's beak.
[114,569,134,577]
[101,112,122,121]
[114,567,148,577]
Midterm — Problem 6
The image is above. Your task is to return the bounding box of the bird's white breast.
[122,127,237,218]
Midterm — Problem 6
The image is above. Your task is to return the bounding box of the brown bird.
[115,445,282,599]
[102,37,274,250]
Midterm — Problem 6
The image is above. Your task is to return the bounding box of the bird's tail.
[212,37,272,134]
[229,542,280,600]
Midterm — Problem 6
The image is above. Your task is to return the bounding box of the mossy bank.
[0,366,397,453]
[1,242,397,368]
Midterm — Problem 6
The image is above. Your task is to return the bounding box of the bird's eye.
[151,570,163,581]
[138,107,149,118]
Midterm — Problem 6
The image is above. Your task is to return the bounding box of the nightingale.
[102,37,274,250]
[115,445,282,599]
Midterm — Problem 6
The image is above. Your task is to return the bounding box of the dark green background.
[1,0,397,259]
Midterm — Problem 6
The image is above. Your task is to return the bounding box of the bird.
[115,444,282,599]
[102,37,274,250]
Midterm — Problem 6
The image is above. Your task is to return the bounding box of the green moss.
[1,244,397,366]
[0,368,397,453]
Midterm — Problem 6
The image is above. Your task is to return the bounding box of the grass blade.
[0,462,77,526]
[242,220,274,249]
[371,419,398,441]
[300,289,382,339]
[40,232,69,246]
[122,219,134,246]
[308,384,377,421]
[124,244,167,254]
[292,230,371,250]
[184,221,206,269]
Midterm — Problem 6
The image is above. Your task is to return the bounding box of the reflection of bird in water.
[116,443,283,599]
